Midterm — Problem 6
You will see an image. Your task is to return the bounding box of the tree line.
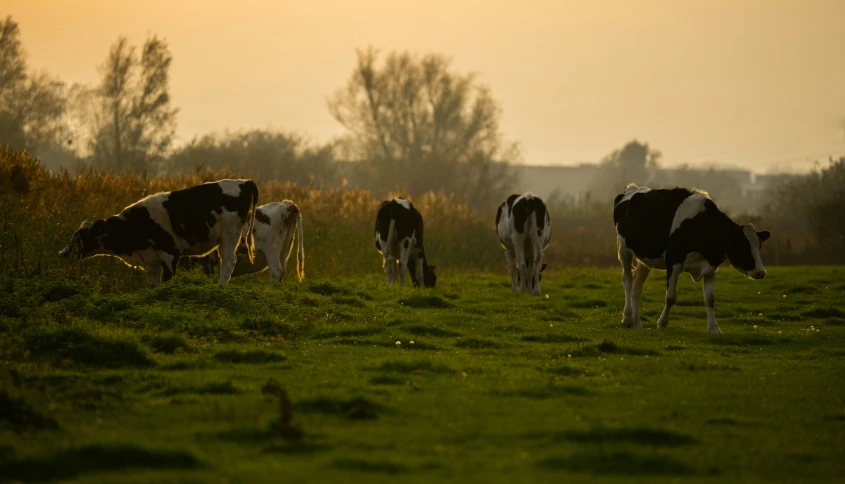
[0,17,518,209]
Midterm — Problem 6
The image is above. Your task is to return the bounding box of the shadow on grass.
[371,360,455,374]
[521,333,589,344]
[141,334,193,354]
[333,458,409,474]
[802,307,845,319]
[212,349,286,364]
[554,427,698,446]
[573,340,660,357]
[295,396,384,420]
[543,366,587,377]
[398,295,451,309]
[24,328,154,369]
[404,325,461,337]
[454,338,502,349]
[0,390,59,432]
[155,380,240,397]
[0,444,203,482]
[368,375,406,385]
[493,384,590,399]
[538,450,696,476]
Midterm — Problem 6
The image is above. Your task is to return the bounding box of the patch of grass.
[368,375,406,385]
[212,349,286,364]
[157,380,240,397]
[0,444,203,482]
[823,318,845,326]
[24,328,154,369]
[398,295,451,308]
[331,295,368,307]
[308,281,347,296]
[541,308,579,322]
[539,450,696,476]
[141,334,192,354]
[543,366,587,377]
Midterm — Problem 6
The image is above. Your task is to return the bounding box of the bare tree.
[328,47,519,209]
[87,35,177,171]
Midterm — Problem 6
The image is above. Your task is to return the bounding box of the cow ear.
[81,219,95,229]
[757,231,770,243]
[541,263,548,272]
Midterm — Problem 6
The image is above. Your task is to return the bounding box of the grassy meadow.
[1,265,844,483]
[2,148,844,482]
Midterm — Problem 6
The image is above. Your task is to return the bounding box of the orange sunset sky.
[6,0,845,172]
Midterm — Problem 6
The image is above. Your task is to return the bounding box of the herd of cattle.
[59,179,771,333]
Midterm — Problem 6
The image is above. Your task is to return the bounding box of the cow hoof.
[657,318,669,329]
[708,327,723,334]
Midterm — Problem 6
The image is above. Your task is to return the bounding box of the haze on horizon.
[7,0,845,173]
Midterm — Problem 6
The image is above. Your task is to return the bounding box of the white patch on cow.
[670,192,709,234]
[393,198,411,210]
[617,185,651,205]
[225,201,305,282]
[683,251,716,282]
[218,179,244,197]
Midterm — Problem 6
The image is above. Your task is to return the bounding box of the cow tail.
[244,180,258,263]
[296,209,305,282]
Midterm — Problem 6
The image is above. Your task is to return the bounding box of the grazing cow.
[59,179,258,286]
[614,184,770,333]
[203,201,305,282]
[496,193,551,294]
[374,198,436,288]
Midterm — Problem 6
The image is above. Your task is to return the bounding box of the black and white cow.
[496,193,551,294]
[215,201,305,282]
[614,184,770,333]
[374,198,436,288]
[59,179,258,286]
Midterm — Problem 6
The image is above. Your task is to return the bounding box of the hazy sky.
[7,0,845,172]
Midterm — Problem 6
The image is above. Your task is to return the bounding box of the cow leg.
[504,250,518,293]
[619,247,635,327]
[414,254,425,287]
[657,263,682,329]
[630,264,650,329]
[703,272,722,334]
[161,253,178,283]
[218,240,239,286]
[513,239,528,293]
[266,248,286,282]
[531,253,543,295]
[398,239,413,287]
[144,259,163,286]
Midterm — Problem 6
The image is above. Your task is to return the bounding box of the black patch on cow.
[94,206,179,257]
[255,209,271,225]
[375,199,437,288]
[615,188,769,275]
[511,195,547,235]
[162,180,257,247]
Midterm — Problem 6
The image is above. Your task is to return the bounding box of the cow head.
[726,224,770,279]
[59,219,107,259]
[407,252,437,288]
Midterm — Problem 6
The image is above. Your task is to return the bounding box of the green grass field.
[1,266,844,483]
